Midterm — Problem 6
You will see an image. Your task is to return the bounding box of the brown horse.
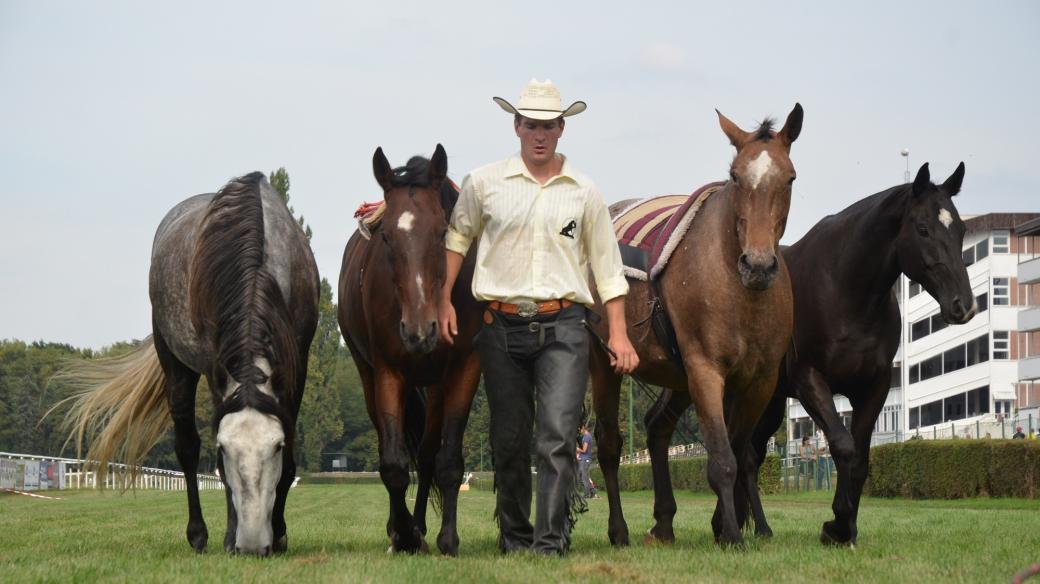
[338,145,481,555]
[588,104,803,547]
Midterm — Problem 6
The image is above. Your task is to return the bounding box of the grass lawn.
[1,484,1037,583]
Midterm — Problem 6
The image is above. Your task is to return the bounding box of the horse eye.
[276,442,284,452]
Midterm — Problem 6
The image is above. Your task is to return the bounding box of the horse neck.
[829,186,908,301]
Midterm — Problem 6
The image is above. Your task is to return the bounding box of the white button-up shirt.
[446,154,628,305]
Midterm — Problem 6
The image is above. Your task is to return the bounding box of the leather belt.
[488,299,574,318]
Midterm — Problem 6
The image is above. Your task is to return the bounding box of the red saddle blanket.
[613,181,725,280]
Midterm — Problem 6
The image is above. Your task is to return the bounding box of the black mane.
[390,155,459,215]
[753,118,776,142]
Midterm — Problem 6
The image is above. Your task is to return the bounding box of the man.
[438,79,638,555]
[1013,426,1026,439]
[576,423,597,499]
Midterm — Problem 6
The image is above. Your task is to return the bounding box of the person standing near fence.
[576,423,598,499]
[1013,426,1026,439]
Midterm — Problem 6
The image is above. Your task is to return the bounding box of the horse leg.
[644,387,691,545]
[683,355,743,547]
[153,329,206,553]
[373,367,427,554]
[589,343,629,547]
[725,373,781,541]
[433,352,481,556]
[270,337,312,554]
[793,367,858,546]
[744,387,786,538]
[413,387,443,538]
[840,377,889,547]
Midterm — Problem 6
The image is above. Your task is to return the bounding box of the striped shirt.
[446,154,628,305]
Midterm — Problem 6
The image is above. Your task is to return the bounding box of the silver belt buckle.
[516,301,539,318]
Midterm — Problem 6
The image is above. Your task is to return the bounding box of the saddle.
[612,182,725,368]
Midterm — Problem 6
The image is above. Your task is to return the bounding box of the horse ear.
[372,147,394,193]
[778,103,803,148]
[716,109,751,149]
[912,162,931,196]
[428,144,448,189]
[942,162,965,196]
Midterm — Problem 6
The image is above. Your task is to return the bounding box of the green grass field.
[2,484,1038,583]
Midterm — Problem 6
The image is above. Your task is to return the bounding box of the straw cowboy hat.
[493,79,587,120]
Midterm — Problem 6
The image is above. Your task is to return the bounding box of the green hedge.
[866,440,1040,499]
[299,472,385,486]
[589,455,783,495]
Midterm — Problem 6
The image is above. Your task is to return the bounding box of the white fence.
[0,452,223,492]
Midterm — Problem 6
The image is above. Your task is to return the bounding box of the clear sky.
[2,1,1037,348]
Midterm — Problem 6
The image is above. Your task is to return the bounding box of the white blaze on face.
[217,407,285,555]
[746,151,775,190]
[416,274,425,305]
[397,211,415,232]
[938,208,953,229]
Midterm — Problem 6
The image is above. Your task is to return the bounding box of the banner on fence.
[23,460,40,491]
[0,458,17,489]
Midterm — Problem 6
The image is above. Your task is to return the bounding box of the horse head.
[897,162,975,324]
[717,103,802,291]
[372,144,450,354]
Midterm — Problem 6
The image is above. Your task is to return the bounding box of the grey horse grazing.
[60,172,318,556]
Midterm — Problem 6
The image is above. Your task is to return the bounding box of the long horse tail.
[51,337,169,488]
[403,386,443,511]
[190,171,299,438]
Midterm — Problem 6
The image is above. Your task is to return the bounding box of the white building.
[788,213,1040,444]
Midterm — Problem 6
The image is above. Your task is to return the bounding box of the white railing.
[0,452,223,492]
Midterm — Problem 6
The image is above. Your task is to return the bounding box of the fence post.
[976,419,980,439]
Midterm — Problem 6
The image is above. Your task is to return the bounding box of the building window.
[993,331,1009,360]
[992,230,1010,253]
[962,246,975,267]
[976,292,988,313]
[966,334,990,366]
[976,239,989,261]
[921,400,943,426]
[967,386,990,416]
[909,364,920,384]
[944,394,967,422]
[993,278,1010,306]
[943,345,966,373]
[910,407,920,429]
[909,280,922,298]
[919,354,943,382]
[930,313,948,335]
[911,318,930,341]
[890,364,902,389]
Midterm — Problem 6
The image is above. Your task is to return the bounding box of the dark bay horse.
[743,162,973,545]
[588,104,803,547]
[61,172,318,556]
[338,145,481,555]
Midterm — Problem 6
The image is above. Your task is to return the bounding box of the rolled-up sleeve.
[583,190,628,302]
[445,173,483,255]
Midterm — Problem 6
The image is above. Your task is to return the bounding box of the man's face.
[515,116,564,166]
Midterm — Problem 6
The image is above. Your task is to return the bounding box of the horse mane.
[753,118,776,142]
[389,156,459,216]
[188,171,299,437]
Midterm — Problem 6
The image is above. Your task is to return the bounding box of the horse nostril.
[766,254,779,274]
[738,254,752,271]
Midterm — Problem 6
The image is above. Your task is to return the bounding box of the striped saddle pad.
[613,181,725,280]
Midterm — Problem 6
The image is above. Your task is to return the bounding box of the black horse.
[644,162,973,546]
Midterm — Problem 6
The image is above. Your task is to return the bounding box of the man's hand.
[603,296,639,375]
[607,332,639,375]
[438,298,458,345]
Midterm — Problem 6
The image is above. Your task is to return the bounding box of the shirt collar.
[504,154,585,187]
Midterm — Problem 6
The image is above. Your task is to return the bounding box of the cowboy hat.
[493,78,586,120]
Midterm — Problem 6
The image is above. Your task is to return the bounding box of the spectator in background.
[1013,426,1026,439]
[576,423,598,499]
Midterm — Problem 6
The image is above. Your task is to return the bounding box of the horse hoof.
[187,529,208,553]
[273,534,288,553]
[820,521,854,547]
[437,532,460,557]
[755,526,774,539]
[643,528,674,546]
[609,531,630,547]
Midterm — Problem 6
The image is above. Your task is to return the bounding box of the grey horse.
[61,172,318,556]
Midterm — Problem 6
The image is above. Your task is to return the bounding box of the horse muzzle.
[400,320,438,354]
[737,251,779,291]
